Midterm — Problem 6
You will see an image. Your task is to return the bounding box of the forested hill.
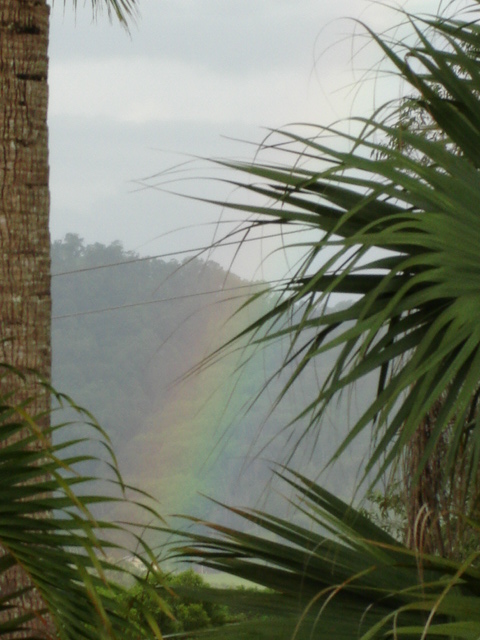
[52,234,373,525]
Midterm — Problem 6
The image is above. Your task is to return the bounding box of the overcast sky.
[47,0,441,279]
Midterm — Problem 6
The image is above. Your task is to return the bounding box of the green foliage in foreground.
[171,469,480,639]
[163,1,480,638]
[0,365,166,639]
[119,569,236,637]
[187,0,480,493]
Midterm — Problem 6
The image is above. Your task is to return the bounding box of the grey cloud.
[49,0,360,76]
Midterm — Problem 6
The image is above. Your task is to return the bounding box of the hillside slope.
[52,235,373,526]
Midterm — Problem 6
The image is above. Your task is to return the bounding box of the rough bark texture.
[0,0,51,399]
[0,1,51,636]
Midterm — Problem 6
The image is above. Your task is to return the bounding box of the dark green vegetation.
[171,471,480,640]
[0,365,164,639]
[119,569,235,637]
[162,2,480,638]
[52,235,373,525]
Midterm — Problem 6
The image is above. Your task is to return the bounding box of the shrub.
[120,569,231,636]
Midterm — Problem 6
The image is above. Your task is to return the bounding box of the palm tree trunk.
[0,0,51,402]
[0,1,51,636]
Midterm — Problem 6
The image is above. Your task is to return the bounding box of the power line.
[52,280,282,321]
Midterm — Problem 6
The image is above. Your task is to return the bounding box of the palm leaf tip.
[59,0,139,27]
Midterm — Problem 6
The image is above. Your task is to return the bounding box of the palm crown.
[169,2,480,638]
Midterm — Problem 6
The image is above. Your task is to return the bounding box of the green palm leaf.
[169,469,480,639]
[0,365,165,639]
[191,2,480,489]
[158,4,480,638]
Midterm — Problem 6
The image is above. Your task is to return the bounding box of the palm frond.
[160,4,480,638]
[192,2,480,489]
[0,364,164,639]
[169,469,480,639]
